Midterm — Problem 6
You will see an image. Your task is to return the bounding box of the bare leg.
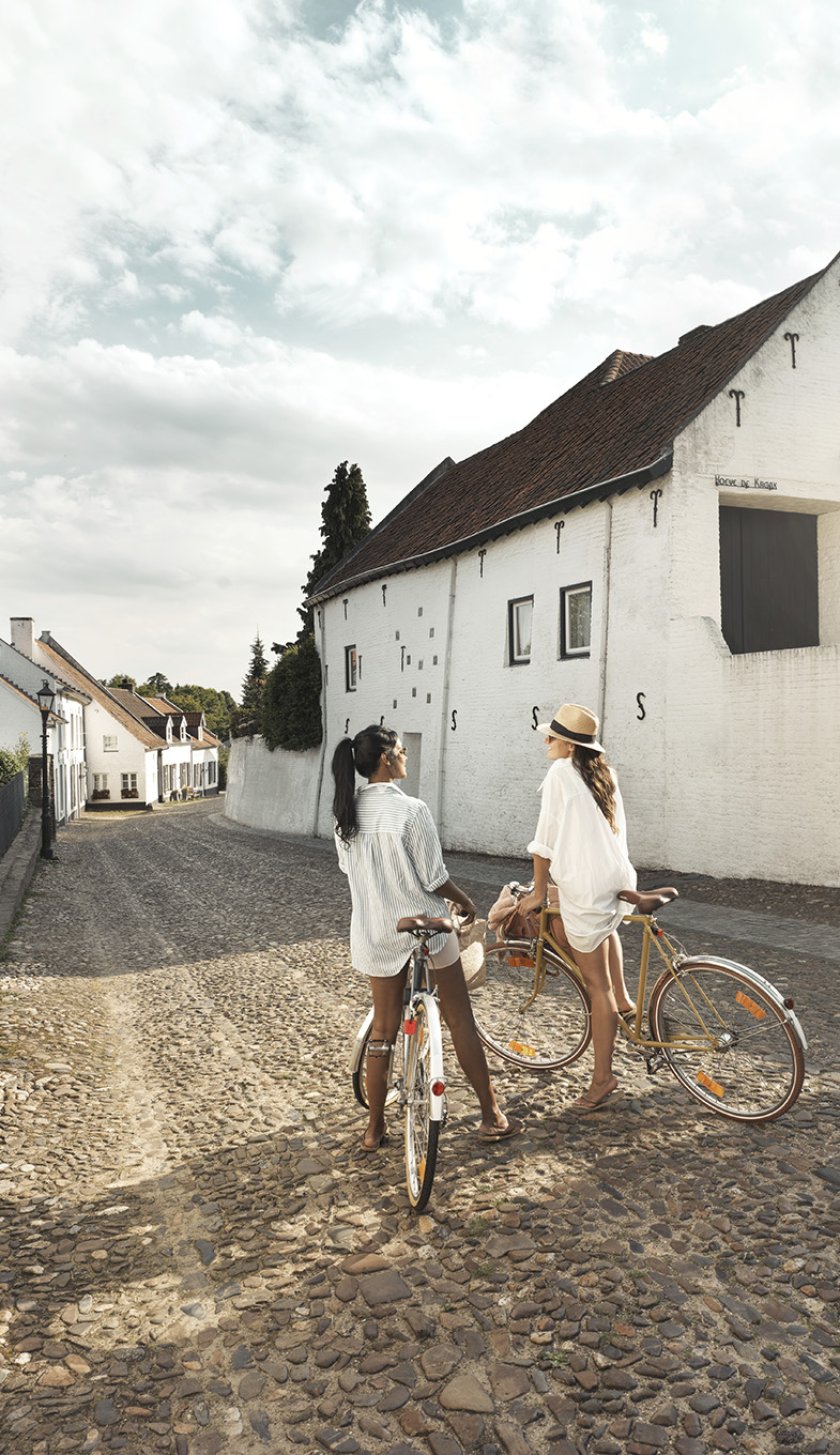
[363,969,407,1149]
[573,939,619,1106]
[435,959,511,1135]
[606,931,635,1014]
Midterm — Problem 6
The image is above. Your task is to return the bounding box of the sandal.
[359,1131,389,1153]
[570,1078,619,1115]
[477,1115,524,1142]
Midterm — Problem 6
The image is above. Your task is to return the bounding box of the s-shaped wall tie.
[784,331,799,368]
[729,388,745,427]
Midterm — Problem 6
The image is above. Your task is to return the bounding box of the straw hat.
[535,703,603,753]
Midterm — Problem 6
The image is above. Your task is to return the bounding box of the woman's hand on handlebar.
[440,878,476,925]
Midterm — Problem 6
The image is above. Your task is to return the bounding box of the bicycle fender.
[350,1006,375,1076]
[676,956,808,1052]
[417,992,446,1119]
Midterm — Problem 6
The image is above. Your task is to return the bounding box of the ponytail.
[332,723,400,843]
[573,747,618,833]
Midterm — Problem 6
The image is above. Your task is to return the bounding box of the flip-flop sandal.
[570,1084,618,1115]
[477,1115,524,1142]
[359,1132,389,1153]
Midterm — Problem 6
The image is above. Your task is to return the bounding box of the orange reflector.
[431,1079,445,1096]
[508,1040,537,1058]
[736,990,765,1020]
[697,1070,724,1098]
[403,1019,417,1034]
[509,956,534,967]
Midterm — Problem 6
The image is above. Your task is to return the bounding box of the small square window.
[345,645,358,691]
[418,607,423,617]
[429,627,435,638]
[560,582,592,658]
[103,734,118,751]
[508,596,533,666]
[432,655,438,665]
[426,693,431,704]
[412,687,417,697]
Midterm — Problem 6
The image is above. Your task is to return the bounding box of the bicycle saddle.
[618,887,679,914]
[396,915,454,935]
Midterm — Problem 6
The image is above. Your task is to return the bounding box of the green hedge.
[0,736,29,788]
[261,634,323,752]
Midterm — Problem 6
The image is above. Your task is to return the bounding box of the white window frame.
[103,734,118,751]
[345,644,358,692]
[92,773,108,791]
[507,596,533,666]
[560,581,592,659]
[121,772,138,792]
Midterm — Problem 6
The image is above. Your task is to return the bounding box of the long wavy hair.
[572,746,618,833]
[332,723,400,843]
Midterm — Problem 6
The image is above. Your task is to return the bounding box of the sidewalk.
[0,812,41,946]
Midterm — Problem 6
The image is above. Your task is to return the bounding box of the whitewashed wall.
[226,736,321,834]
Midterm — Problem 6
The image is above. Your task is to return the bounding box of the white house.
[24,629,163,809]
[109,691,220,797]
[0,624,90,825]
[305,253,840,887]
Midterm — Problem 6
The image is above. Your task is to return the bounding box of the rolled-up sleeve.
[527,768,564,861]
[405,802,448,892]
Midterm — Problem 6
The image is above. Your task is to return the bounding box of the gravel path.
[0,801,838,1455]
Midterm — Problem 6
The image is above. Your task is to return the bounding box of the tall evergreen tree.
[240,635,268,731]
[297,461,372,634]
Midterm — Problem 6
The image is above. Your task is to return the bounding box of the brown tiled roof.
[38,639,164,749]
[311,263,828,600]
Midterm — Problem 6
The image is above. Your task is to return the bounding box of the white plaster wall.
[316,561,456,837]
[0,690,37,755]
[226,736,321,834]
[84,700,148,800]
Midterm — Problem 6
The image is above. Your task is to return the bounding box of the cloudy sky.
[2,0,839,696]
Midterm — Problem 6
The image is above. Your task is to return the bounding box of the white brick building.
[308,254,840,887]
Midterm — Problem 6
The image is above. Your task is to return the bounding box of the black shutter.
[720,506,819,654]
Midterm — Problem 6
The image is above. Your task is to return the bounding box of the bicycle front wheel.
[404,996,443,1212]
[649,960,805,1122]
[472,941,591,1070]
[351,1010,404,1111]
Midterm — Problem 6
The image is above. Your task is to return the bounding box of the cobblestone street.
[1,800,838,1455]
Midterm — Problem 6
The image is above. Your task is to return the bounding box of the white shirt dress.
[335,782,451,977]
[527,757,637,953]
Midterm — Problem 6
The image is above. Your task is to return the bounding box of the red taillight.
[403,1018,417,1034]
[431,1080,445,1097]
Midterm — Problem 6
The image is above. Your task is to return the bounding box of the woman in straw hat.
[333,723,522,1151]
[517,704,638,1113]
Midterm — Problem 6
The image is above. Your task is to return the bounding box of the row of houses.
[297,250,840,887]
[0,617,221,831]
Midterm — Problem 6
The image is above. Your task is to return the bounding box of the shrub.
[261,634,323,752]
[0,735,29,788]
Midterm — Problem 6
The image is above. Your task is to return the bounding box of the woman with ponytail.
[518,704,638,1114]
[332,724,520,1152]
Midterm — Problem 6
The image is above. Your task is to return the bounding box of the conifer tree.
[240,635,268,731]
[297,461,372,634]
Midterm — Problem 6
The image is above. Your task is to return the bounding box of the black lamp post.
[36,680,56,861]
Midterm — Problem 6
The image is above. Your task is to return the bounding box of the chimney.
[10,617,35,657]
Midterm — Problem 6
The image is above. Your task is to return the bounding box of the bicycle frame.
[524,906,807,1056]
[402,943,446,1121]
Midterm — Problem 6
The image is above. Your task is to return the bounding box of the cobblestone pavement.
[1,801,838,1455]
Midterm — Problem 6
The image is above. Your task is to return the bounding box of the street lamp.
[36,680,56,861]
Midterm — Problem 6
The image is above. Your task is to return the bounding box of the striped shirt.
[335,781,451,977]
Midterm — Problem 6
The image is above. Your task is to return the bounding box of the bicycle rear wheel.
[471,941,591,1070]
[351,1010,404,1110]
[649,960,805,1122]
[404,995,443,1211]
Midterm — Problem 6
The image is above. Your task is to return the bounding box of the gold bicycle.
[470,888,807,1123]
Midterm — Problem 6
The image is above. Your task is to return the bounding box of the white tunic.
[527,757,637,953]
[335,781,451,977]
